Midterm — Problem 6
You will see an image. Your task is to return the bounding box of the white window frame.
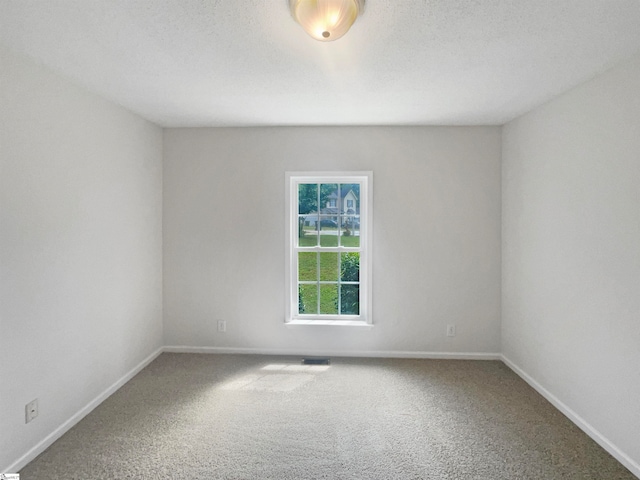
[285,172,373,325]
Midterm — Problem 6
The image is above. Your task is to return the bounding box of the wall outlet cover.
[26,398,38,423]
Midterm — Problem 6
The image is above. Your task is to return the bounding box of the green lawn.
[297,248,360,315]
[298,252,338,314]
[299,232,359,247]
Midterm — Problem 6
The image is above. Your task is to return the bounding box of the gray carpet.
[20,353,635,479]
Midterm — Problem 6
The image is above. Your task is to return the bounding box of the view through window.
[286,173,372,323]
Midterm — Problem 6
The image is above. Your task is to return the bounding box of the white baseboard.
[501,355,640,479]
[163,345,501,360]
[4,347,163,474]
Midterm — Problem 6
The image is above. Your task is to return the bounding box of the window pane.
[340,284,360,315]
[319,252,338,281]
[298,252,316,281]
[298,183,317,215]
[320,183,338,214]
[299,284,318,315]
[340,183,359,214]
[339,215,360,247]
[319,215,339,247]
[319,284,338,314]
[298,215,318,247]
[340,252,359,282]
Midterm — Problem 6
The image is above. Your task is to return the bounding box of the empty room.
[1,1,639,478]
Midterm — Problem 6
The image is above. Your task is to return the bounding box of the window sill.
[285,319,373,327]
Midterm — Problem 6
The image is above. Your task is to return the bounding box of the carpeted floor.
[20,353,635,479]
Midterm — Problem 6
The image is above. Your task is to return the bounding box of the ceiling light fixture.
[289,0,364,42]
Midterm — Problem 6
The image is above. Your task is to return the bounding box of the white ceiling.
[2,1,640,127]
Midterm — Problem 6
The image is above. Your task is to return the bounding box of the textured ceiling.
[2,1,640,127]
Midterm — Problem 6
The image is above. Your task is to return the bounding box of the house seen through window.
[286,172,372,324]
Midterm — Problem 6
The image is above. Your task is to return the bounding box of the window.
[285,172,372,324]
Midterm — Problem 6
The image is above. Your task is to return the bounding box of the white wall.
[502,52,640,473]
[163,126,501,355]
[0,48,163,470]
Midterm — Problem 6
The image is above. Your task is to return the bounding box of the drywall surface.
[163,126,501,355]
[502,52,640,470]
[0,47,163,470]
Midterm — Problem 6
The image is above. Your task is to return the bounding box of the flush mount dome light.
[289,0,364,42]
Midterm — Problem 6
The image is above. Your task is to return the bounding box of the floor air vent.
[302,357,330,365]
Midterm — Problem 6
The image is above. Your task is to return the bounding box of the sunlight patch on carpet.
[220,363,330,392]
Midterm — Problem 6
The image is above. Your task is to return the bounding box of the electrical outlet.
[25,398,38,423]
[446,324,456,337]
[217,320,226,332]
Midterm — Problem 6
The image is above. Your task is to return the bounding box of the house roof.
[2,1,640,127]
[327,189,358,201]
